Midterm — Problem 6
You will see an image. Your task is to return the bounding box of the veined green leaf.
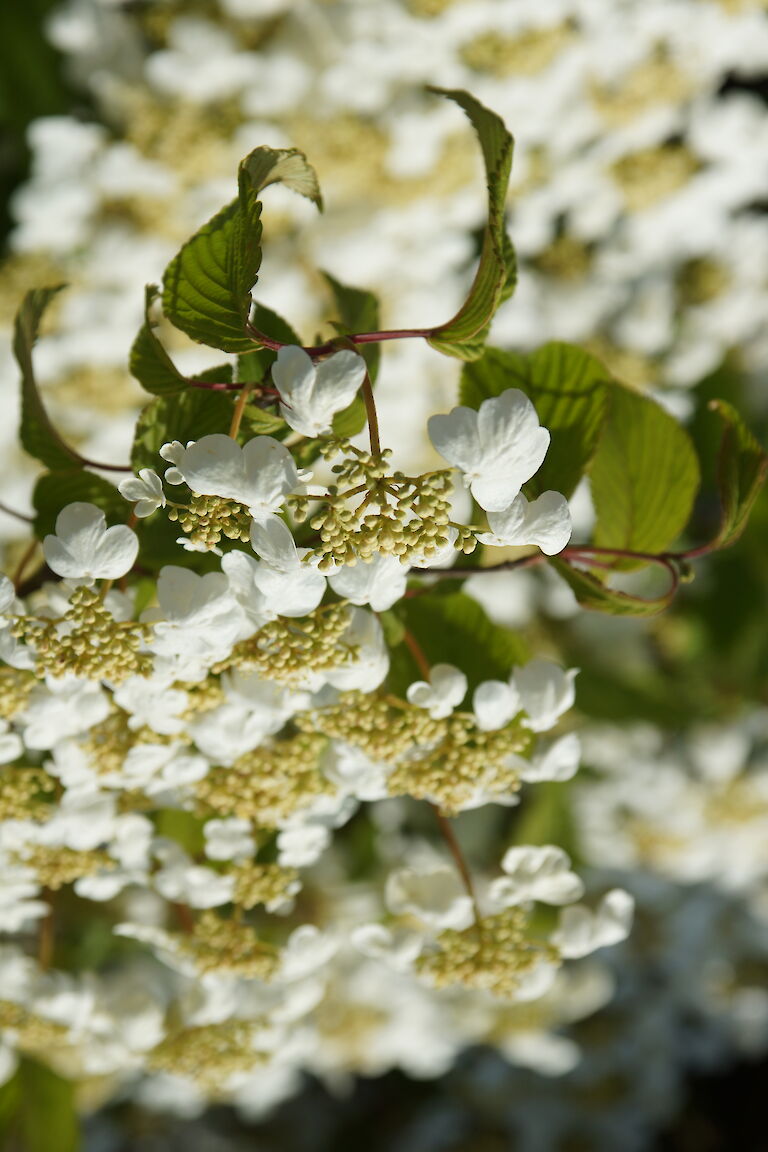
[129,285,189,395]
[426,88,515,361]
[33,470,128,539]
[323,271,381,383]
[14,286,82,470]
[550,557,676,616]
[388,589,528,696]
[709,398,768,548]
[162,147,320,352]
[131,389,233,473]
[461,343,610,499]
[589,384,700,566]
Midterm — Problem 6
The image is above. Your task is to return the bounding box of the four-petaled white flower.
[553,889,635,959]
[271,345,367,437]
[118,469,166,517]
[514,659,578,733]
[407,663,467,718]
[43,502,139,584]
[159,440,187,484]
[249,515,327,617]
[203,817,255,862]
[173,434,306,522]
[476,491,572,556]
[428,389,550,511]
[488,845,585,909]
[385,866,474,930]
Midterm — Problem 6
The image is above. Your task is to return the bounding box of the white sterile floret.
[203,818,255,862]
[43,502,139,584]
[472,679,521,731]
[553,890,635,959]
[327,553,409,612]
[489,846,585,909]
[514,659,578,733]
[271,345,367,437]
[406,663,467,719]
[476,491,572,556]
[276,824,331,868]
[427,389,550,512]
[521,732,581,783]
[174,434,306,522]
[249,515,326,617]
[385,866,474,930]
[117,469,166,517]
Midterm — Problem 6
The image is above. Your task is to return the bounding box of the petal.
[179,435,243,499]
[91,525,139,578]
[241,437,301,517]
[525,491,572,555]
[250,515,299,570]
[314,349,366,408]
[430,663,468,708]
[521,732,580,783]
[427,406,482,473]
[271,346,316,402]
[53,502,108,566]
[473,680,520,731]
[470,474,525,513]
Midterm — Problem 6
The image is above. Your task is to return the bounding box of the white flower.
[514,660,578,733]
[476,491,572,556]
[174,434,305,523]
[43,502,138,584]
[118,469,166,517]
[521,733,581,783]
[553,890,635,959]
[271,345,367,437]
[328,553,409,612]
[489,846,585,908]
[276,825,330,868]
[472,679,521,731]
[407,663,467,719]
[249,516,326,617]
[322,608,390,694]
[154,843,234,909]
[427,390,550,512]
[385,866,474,930]
[203,818,255,862]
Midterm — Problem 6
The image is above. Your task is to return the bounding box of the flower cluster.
[0,338,632,1113]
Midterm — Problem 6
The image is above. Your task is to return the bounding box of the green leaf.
[131,389,233,473]
[709,398,768,548]
[426,88,515,361]
[14,286,83,470]
[589,384,700,566]
[388,589,528,697]
[17,1059,79,1152]
[129,285,189,395]
[162,148,320,353]
[460,343,610,499]
[238,301,302,384]
[322,271,381,383]
[241,147,322,210]
[32,470,128,539]
[550,557,676,616]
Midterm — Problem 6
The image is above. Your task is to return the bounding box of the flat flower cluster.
[0,344,632,1113]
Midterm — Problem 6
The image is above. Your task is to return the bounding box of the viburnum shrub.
[0,89,764,1116]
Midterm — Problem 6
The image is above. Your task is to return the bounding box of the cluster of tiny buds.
[10,586,152,684]
[167,494,251,551]
[15,845,112,891]
[149,1021,266,1093]
[0,766,56,821]
[417,908,559,999]
[196,733,329,825]
[232,861,301,911]
[299,693,530,815]
[178,911,281,979]
[219,604,357,685]
[307,468,459,569]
